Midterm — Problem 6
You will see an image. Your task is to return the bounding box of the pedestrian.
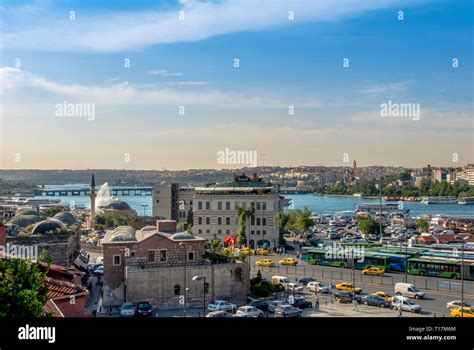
[352,299,358,312]
[315,295,320,310]
[397,306,403,317]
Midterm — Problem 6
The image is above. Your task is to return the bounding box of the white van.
[271,276,291,285]
[392,296,422,313]
[394,283,425,299]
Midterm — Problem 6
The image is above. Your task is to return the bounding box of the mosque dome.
[53,211,77,226]
[171,231,196,240]
[100,200,132,211]
[106,226,137,242]
[31,219,66,235]
[9,214,42,228]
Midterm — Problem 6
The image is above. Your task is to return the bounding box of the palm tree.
[236,205,255,246]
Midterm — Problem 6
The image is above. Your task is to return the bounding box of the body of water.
[36,185,474,218]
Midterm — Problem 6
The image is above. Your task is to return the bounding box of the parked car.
[279,258,298,266]
[285,283,304,293]
[278,244,295,252]
[297,276,316,286]
[394,283,425,299]
[248,299,269,312]
[271,275,291,286]
[268,300,285,313]
[446,300,472,310]
[92,265,104,276]
[207,300,237,312]
[373,291,393,302]
[335,282,362,294]
[206,311,233,318]
[274,304,302,318]
[329,232,342,240]
[136,302,153,316]
[333,292,361,304]
[255,259,275,267]
[235,306,263,318]
[119,302,136,317]
[292,297,313,309]
[362,267,385,276]
[391,296,422,313]
[307,281,330,294]
[451,307,474,318]
[361,295,391,308]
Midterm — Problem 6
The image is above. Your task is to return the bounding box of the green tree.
[0,255,50,317]
[276,212,290,245]
[236,205,255,245]
[416,218,429,233]
[356,215,379,236]
[295,208,314,234]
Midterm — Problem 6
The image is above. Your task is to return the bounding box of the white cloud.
[0,67,321,109]
[1,0,430,52]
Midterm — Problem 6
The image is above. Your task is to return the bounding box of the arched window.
[174,285,181,295]
[234,267,243,282]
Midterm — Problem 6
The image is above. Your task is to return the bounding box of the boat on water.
[420,196,457,205]
[458,197,474,205]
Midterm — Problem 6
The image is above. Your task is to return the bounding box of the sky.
[0,0,473,170]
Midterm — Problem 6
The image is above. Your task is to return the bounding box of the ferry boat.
[458,197,474,205]
[420,196,457,205]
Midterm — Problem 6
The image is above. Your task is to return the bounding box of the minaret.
[90,174,97,223]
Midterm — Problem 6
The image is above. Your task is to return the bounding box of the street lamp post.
[141,204,148,226]
[379,176,383,237]
[461,237,467,318]
[179,242,187,318]
[192,275,206,317]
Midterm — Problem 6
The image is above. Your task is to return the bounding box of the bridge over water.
[34,187,153,197]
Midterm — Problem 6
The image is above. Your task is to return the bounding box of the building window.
[130,251,136,258]
[217,217,222,225]
[198,229,202,234]
[226,229,230,235]
[225,217,230,225]
[204,283,209,294]
[234,267,243,282]
[251,217,255,225]
[234,201,239,209]
[198,201,202,210]
[160,250,167,262]
[256,202,261,210]
[251,230,255,235]
[218,229,222,235]
[205,201,210,210]
[206,217,210,225]
[250,202,255,209]
[148,250,156,262]
[217,201,222,210]
[262,230,266,235]
[198,217,203,225]
[188,251,195,261]
[206,229,210,234]
[174,285,181,295]
[226,202,230,210]
[256,218,261,225]
[262,218,266,226]
[113,255,121,266]
[257,230,261,235]
[262,202,267,210]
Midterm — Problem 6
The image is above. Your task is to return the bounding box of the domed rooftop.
[53,211,77,226]
[100,200,132,211]
[105,226,137,242]
[16,208,41,217]
[171,231,196,240]
[9,214,42,228]
[31,219,66,235]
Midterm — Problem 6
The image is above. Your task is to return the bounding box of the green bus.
[407,257,461,279]
[304,249,390,270]
[304,249,348,268]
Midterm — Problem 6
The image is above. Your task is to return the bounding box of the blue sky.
[0,0,472,169]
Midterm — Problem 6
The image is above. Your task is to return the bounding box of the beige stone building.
[101,220,249,309]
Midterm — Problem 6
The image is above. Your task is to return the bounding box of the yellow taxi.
[255,259,275,267]
[279,258,298,266]
[241,247,254,255]
[373,291,393,302]
[335,282,362,294]
[362,267,385,276]
[451,307,474,318]
[258,248,270,256]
